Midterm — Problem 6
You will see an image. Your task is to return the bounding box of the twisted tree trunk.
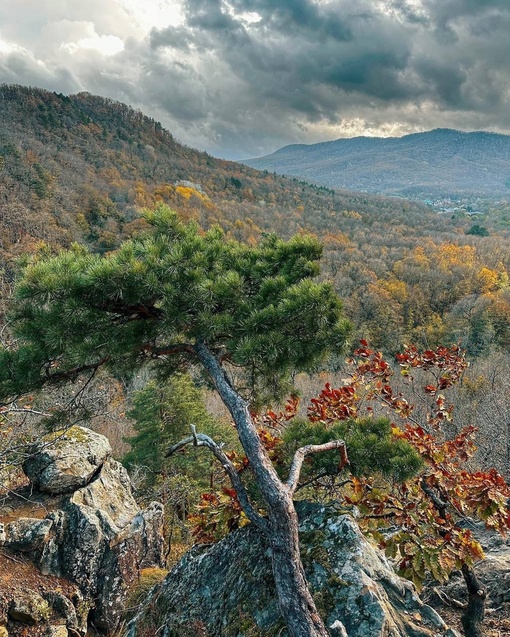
[461,564,487,637]
[194,341,333,637]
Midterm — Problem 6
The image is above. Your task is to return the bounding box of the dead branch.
[166,425,268,533]
[286,440,349,496]
[432,587,467,610]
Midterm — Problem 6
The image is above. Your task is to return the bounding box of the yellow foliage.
[476,267,500,293]
[407,245,431,268]
[381,278,409,303]
[175,185,209,202]
[342,210,362,219]
[436,243,476,270]
[153,183,174,203]
[175,185,194,200]
[134,182,155,208]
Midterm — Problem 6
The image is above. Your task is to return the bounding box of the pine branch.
[141,343,195,357]
[43,356,111,383]
[94,301,164,321]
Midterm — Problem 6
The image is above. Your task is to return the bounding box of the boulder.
[41,592,80,636]
[23,426,111,494]
[125,502,459,637]
[36,459,165,634]
[9,591,50,624]
[3,518,53,552]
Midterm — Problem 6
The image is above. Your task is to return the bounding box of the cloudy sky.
[1,0,509,159]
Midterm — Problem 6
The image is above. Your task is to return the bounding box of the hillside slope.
[1,84,510,357]
[0,84,434,268]
[243,129,510,199]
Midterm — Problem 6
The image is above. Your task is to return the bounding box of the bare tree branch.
[166,425,269,533]
[0,406,50,417]
[286,440,349,496]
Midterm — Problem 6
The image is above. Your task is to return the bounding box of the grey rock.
[23,426,111,494]
[4,517,53,552]
[46,627,68,637]
[42,591,79,634]
[1,429,165,636]
[125,502,459,637]
[9,591,51,624]
[35,459,165,634]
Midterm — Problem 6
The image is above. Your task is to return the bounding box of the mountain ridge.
[243,128,510,199]
[0,83,435,268]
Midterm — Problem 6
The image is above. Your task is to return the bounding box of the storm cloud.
[1,0,510,158]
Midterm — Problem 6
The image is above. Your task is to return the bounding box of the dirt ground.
[0,548,82,636]
[434,603,510,637]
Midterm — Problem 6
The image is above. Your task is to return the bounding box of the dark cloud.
[239,0,353,41]
[2,0,510,158]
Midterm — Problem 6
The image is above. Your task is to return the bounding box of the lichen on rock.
[1,427,165,636]
[124,502,459,637]
[22,426,112,494]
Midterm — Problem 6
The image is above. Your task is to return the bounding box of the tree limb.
[166,425,269,533]
[141,343,195,357]
[43,356,111,383]
[420,477,448,519]
[286,440,349,496]
[94,301,164,321]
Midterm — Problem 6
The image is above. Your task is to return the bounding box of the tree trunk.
[195,342,331,637]
[461,564,487,637]
[268,492,330,636]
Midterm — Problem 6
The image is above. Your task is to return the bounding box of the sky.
[1,0,509,160]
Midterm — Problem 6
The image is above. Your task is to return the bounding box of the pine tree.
[0,204,352,637]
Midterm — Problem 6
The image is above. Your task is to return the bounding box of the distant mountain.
[243,129,510,199]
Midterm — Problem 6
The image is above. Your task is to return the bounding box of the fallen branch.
[432,586,467,610]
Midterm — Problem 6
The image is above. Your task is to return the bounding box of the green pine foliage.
[0,204,351,404]
[123,373,238,490]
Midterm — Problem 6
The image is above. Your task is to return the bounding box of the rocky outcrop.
[23,426,112,494]
[125,502,459,637]
[0,426,165,637]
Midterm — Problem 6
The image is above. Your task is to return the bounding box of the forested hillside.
[1,84,510,358]
[244,129,510,199]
